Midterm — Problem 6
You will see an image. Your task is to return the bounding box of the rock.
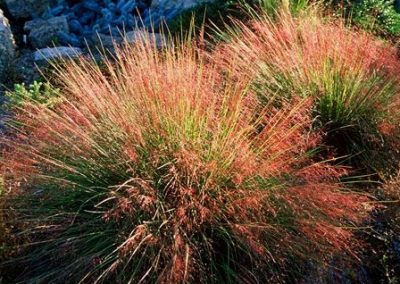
[0,9,15,81]
[11,49,41,84]
[16,0,206,49]
[5,0,49,19]
[91,33,123,49]
[25,16,69,48]
[125,30,166,48]
[44,0,147,43]
[151,0,214,11]
[33,46,83,62]
[147,0,215,26]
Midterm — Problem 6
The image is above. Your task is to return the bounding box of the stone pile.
[0,0,212,83]
[44,0,153,47]
[4,0,210,48]
[5,0,49,19]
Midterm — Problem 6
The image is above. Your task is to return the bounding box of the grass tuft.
[0,31,373,282]
[214,8,400,173]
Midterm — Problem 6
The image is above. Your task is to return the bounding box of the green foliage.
[4,81,61,110]
[349,0,400,36]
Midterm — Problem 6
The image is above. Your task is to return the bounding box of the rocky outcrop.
[151,0,214,10]
[32,0,215,47]
[0,1,214,85]
[90,30,167,51]
[91,33,123,49]
[24,16,69,49]
[33,47,83,62]
[42,0,152,47]
[0,9,15,81]
[126,30,166,48]
[5,0,49,19]
[2,1,216,49]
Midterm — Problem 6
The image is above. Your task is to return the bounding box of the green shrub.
[4,81,61,110]
[347,0,400,37]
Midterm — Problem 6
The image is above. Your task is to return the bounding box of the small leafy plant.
[349,0,400,37]
[4,81,61,110]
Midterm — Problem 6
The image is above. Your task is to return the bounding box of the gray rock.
[25,16,69,48]
[148,0,215,24]
[151,0,213,10]
[0,9,15,81]
[24,20,40,32]
[125,30,166,48]
[91,33,123,49]
[5,0,49,19]
[11,49,41,85]
[33,47,83,62]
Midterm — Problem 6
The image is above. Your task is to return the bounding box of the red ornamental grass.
[216,8,400,85]
[214,9,400,127]
[1,33,372,283]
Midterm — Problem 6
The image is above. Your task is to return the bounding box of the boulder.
[151,0,214,10]
[33,46,83,62]
[5,0,49,19]
[125,30,166,48]
[25,16,69,48]
[0,9,15,81]
[12,50,41,85]
[91,33,123,49]
[149,0,215,23]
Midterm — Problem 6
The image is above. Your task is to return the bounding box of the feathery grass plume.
[214,7,400,172]
[1,32,371,283]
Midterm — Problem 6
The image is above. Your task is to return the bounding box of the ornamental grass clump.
[215,8,400,171]
[1,34,371,283]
